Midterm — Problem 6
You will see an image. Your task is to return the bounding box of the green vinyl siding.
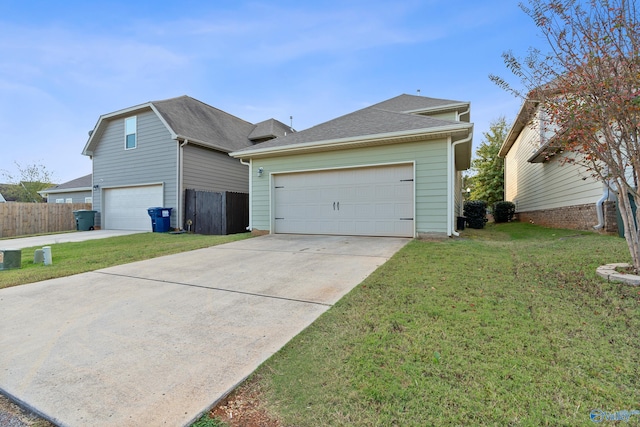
[250,138,449,234]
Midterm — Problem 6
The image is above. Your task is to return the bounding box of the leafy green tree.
[470,117,508,208]
[1,162,55,202]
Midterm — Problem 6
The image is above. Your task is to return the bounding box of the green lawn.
[211,223,639,426]
[0,232,251,289]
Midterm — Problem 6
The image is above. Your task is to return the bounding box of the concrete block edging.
[596,263,640,286]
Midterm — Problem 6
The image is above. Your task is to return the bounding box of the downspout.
[456,106,470,122]
[449,131,473,237]
[177,139,188,230]
[240,158,252,231]
[594,179,615,230]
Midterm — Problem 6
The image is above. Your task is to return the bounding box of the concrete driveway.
[0,234,409,427]
[0,230,145,250]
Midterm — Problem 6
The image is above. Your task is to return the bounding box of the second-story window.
[125,116,137,149]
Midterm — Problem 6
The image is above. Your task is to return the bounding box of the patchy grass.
[224,223,639,426]
[0,232,251,289]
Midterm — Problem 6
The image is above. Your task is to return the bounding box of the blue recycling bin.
[147,207,173,232]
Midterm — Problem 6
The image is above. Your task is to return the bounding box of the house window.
[125,116,137,149]
[85,197,93,203]
[55,198,64,203]
[65,198,73,203]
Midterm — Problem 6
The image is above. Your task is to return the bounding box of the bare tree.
[491,0,640,270]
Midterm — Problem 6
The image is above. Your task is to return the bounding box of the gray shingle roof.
[83,95,275,156]
[151,96,256,152]
[368,94,467,113]
[232,94,470,154]
[249,119,294,141]
[42,174,92,192]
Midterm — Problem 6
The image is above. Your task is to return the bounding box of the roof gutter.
[229,123,473,159]
[172,134,233,154]
[403,102,470,116]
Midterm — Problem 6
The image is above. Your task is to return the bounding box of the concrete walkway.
[0,230,145,250]
[0,234,409,427]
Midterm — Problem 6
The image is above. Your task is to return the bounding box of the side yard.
[202,223,640,426]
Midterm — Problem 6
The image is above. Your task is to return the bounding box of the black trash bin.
[456,216,467,231]
[147,207,173,232]
[73,210,97,231]
[616,194,637,238]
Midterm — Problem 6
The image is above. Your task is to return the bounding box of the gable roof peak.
[368,93,469,115]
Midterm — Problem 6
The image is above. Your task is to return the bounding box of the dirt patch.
[208,377,280,427]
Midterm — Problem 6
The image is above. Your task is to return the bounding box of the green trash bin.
[0,249,21,270]
[73,210,97,231]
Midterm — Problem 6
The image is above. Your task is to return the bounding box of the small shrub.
[493,201,516,223]
[463,200,488,229]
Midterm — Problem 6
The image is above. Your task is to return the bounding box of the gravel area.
[0,395,52,427]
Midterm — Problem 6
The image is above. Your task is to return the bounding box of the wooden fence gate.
[184,190,249,235]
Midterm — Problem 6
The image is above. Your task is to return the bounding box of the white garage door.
[104,185,164,231]
[273,164,414,237]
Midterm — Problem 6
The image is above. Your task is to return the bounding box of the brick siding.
[515,201,618,233]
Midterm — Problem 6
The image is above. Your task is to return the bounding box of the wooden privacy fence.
[0,203,92,238]
[184,190,248,235]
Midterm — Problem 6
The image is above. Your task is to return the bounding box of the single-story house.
[229,94,473,238]
[39,174,93,204]
[498,100,616,231]
[81,95,290,231]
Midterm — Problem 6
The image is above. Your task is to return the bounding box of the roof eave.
[499,100,539,158]
[174,135,235,154]
[230,123,473,159]
[403,102,470,115]
[38,186,92,196]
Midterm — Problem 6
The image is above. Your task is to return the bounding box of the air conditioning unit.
[0,249,21,271]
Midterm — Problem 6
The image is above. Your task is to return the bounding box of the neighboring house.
[39,174,93,204]
[0,183,46,202]
[82,95,289,231]
[229,94,473,238]
[498,101,615,231]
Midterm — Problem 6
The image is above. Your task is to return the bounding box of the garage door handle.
[333,202,335,210]
[337,202,340,210]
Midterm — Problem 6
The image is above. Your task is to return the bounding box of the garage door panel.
[274,164,414,237]
[104,185,163,231]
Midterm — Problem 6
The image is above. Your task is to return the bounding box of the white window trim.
[55,198,64,203]
[125,116,137,150]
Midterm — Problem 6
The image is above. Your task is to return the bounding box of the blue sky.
[1,0,544,183]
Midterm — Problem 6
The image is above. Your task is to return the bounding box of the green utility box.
[0,249,22,271]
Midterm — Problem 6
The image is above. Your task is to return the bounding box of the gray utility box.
[0,249,22,271]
